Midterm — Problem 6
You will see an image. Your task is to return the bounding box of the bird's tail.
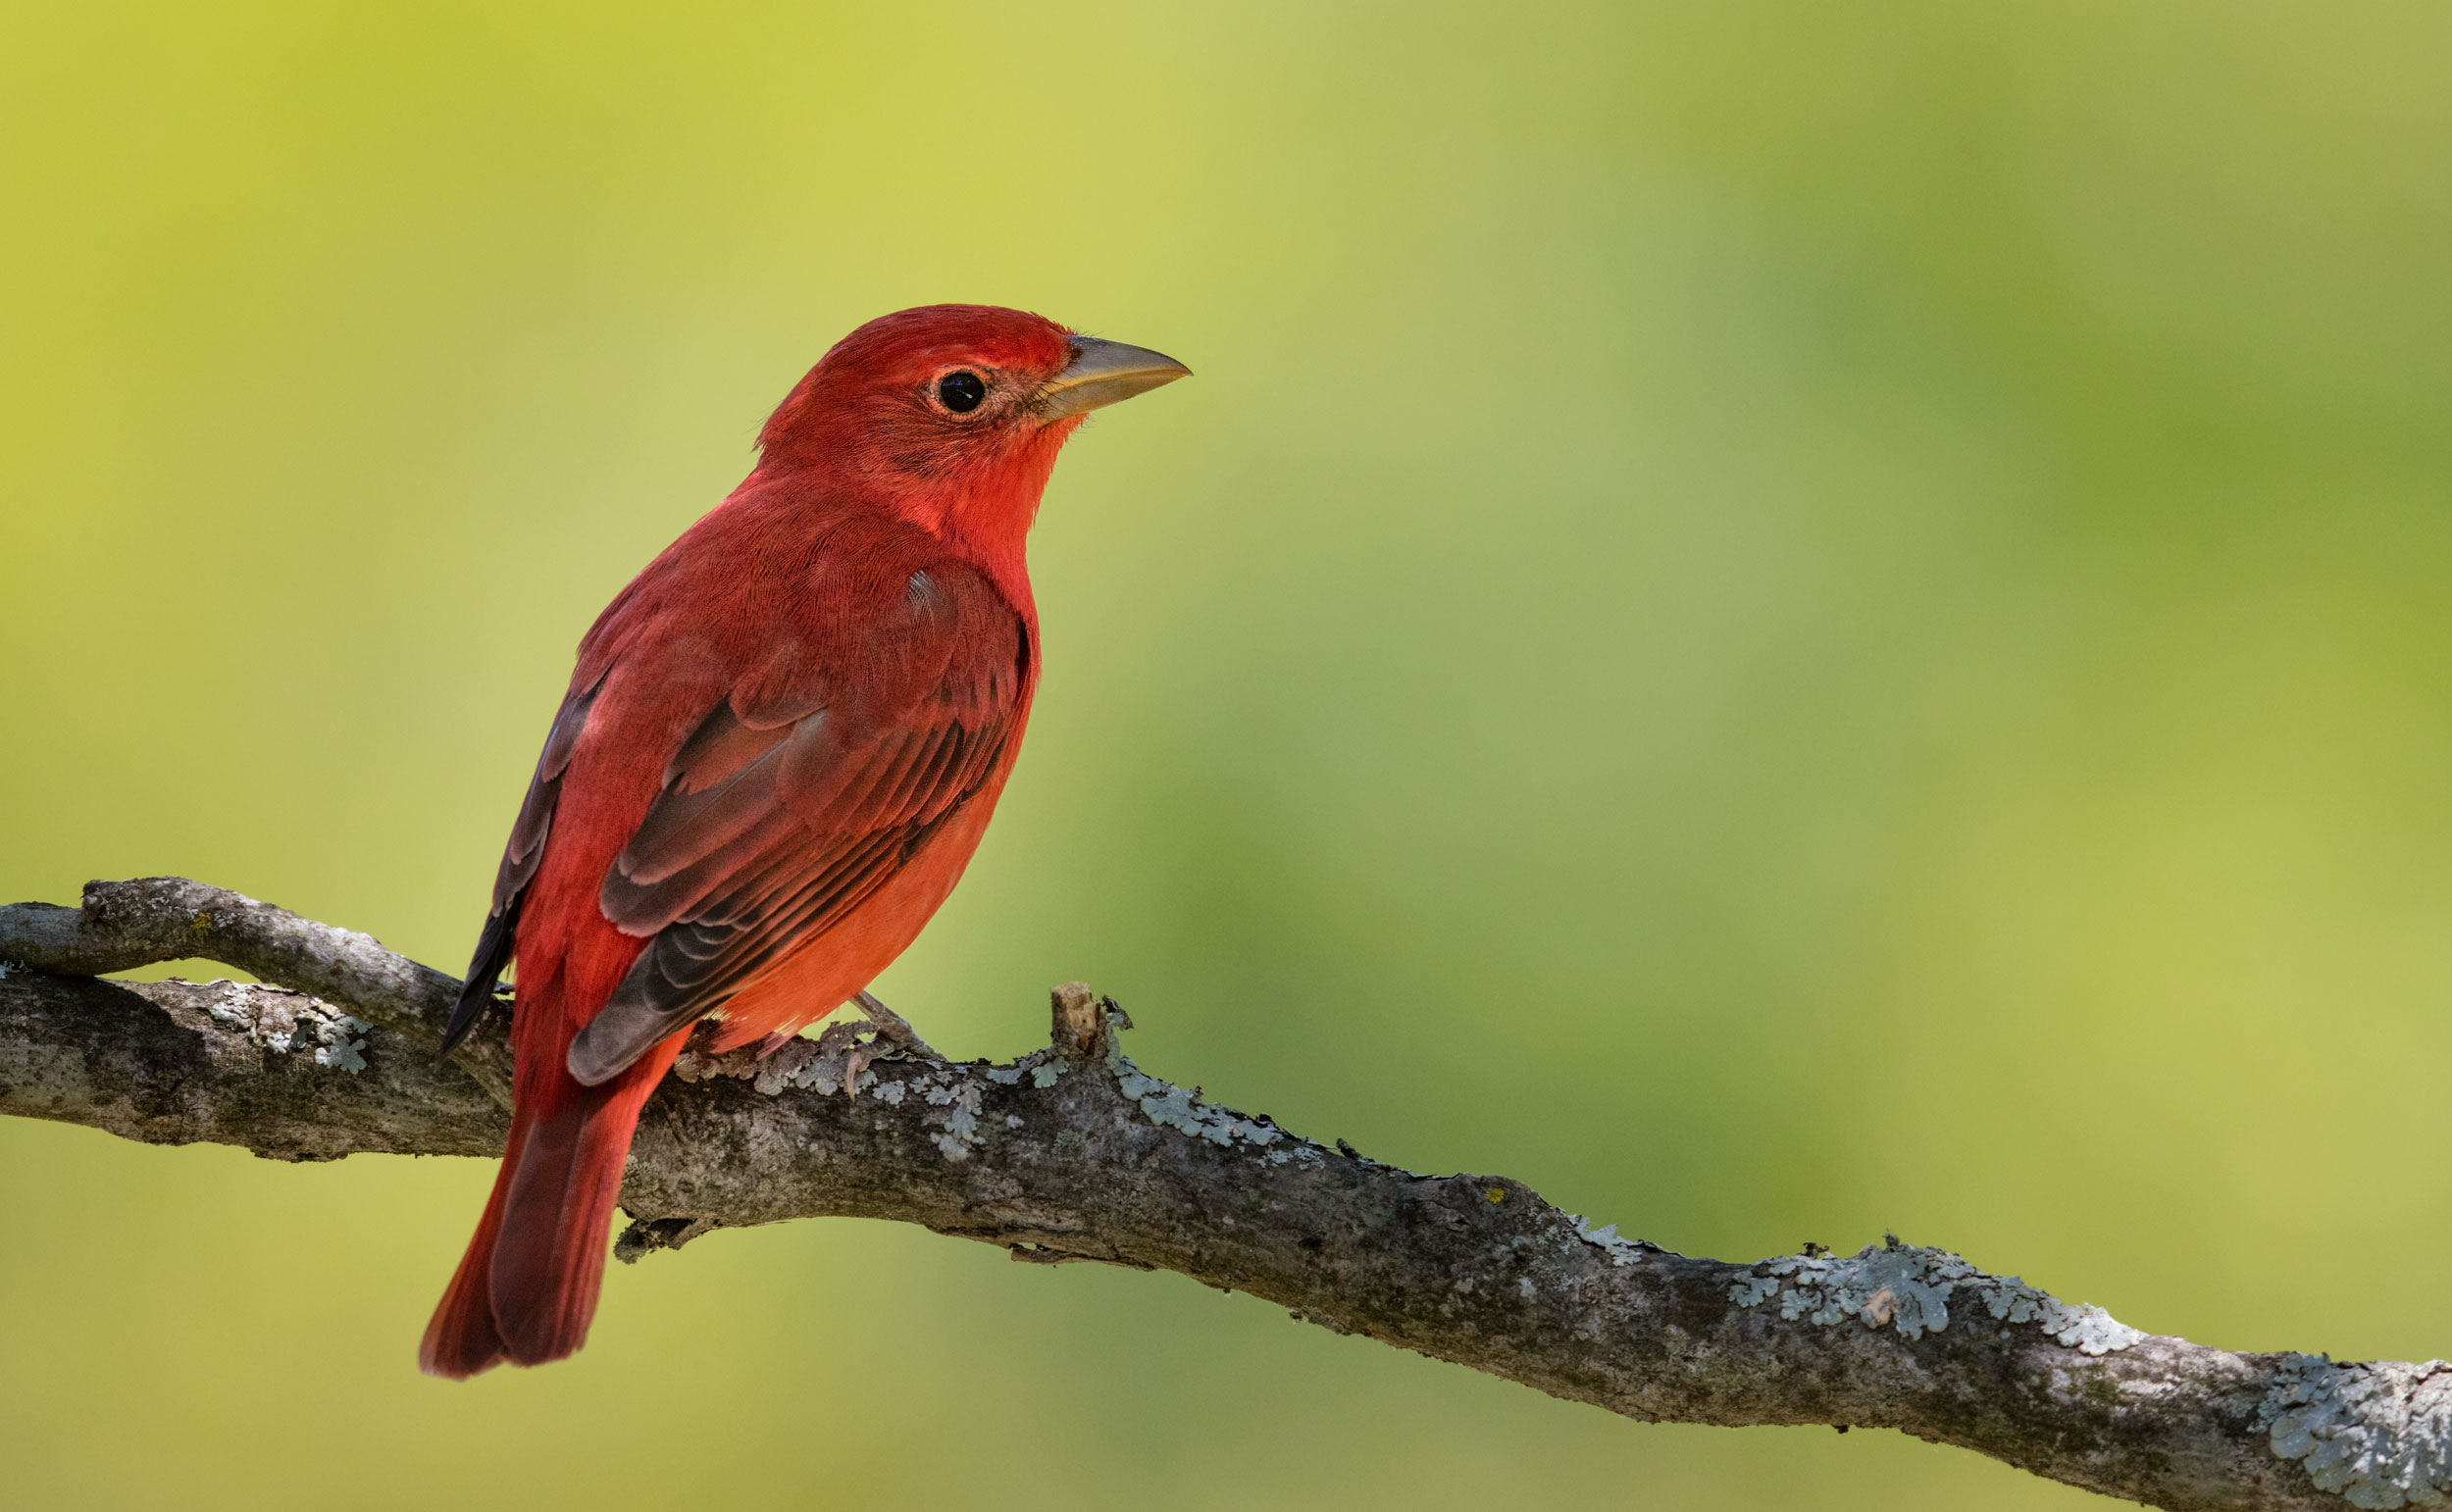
[419,1031,684,1380]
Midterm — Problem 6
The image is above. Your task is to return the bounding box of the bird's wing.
[439,677,603,1054]
[564,559,1029,1084]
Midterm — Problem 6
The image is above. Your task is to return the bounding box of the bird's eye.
[937,371,987,414]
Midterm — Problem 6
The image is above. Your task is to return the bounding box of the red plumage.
[420,305,1186,1378]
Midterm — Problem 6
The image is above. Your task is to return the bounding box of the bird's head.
[756,304,1189,555]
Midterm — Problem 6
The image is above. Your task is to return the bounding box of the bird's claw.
[806,991,943,1098]
[850,989,944,1061]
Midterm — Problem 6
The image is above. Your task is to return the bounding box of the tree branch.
[2,879,2441,1510]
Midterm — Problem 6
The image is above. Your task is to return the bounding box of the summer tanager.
[421,305,1188,1378]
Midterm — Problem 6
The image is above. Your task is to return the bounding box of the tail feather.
[419,1155,514,1379]
[489,1063,668,1366]
[419,1038,683,1380]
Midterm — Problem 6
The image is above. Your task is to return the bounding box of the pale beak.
[1035,335,1192,419]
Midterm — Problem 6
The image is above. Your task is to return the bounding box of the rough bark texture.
[5,878,2446,1512]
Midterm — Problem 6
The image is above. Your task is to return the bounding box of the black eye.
[937,370,986,413]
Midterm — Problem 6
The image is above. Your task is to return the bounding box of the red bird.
[421,305,1188,1378]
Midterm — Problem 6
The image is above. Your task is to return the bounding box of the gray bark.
[3,878,2443,1511]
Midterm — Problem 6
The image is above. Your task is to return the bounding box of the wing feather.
[439,680,601,1054]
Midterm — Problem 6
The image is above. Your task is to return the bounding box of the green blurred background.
[6,2,2450,1506]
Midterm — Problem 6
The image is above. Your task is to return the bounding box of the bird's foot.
[803,992,944,1098]
[849,989,944,1062]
